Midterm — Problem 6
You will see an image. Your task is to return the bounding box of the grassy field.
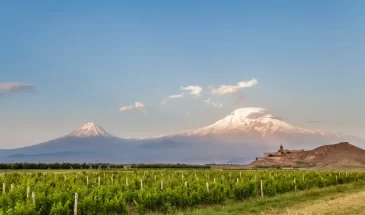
[0,169,92,176]
[1,169,365,214]
[146,181,365,215]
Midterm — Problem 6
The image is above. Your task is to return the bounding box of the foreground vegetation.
[156,181,365,215]
[0,169,364,214]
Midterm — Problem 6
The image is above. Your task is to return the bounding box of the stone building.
[263,145,305,157]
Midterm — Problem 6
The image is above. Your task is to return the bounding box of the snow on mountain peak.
[230,107,270,119]
[81,122,96,129]
[68,122,113,138]
[183,107,307,136]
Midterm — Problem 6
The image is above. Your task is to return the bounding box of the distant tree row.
[130,163,211,169]
[0,163,211,170]
[0,163,124,170]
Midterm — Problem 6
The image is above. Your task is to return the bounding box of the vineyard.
[0,170,365,214]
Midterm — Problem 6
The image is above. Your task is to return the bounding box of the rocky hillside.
[250,142,365,168]
[299,142,365,166]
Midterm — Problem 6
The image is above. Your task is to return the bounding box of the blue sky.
[1,1,364,148]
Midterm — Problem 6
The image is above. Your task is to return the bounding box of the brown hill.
[299,142,365,166]
[250,142,365,168]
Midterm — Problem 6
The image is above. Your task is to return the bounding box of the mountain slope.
[183,108,348,137]
[184,108,300,136]
[179,107,359,149]
[300,142,365,166]
[0,123,139,163]
[0,123,219,164]
[157,107,364,163]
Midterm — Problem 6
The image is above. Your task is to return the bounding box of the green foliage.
[0,169,364,214]
[0,163,210,170]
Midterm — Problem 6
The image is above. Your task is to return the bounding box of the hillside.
[300,142,365,166]
[250,142,365,168]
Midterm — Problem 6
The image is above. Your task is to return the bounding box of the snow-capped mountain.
[184,108,299,136]
[0,122,135,163]
[68,122,113,138]
[145,107,363,163]
[0,109,363,164]
[183,107,348,138]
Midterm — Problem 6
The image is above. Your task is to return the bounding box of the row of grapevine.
[0,170,364,214]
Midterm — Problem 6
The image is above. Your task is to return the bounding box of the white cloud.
[119,102,145,112]
[162,85,203,105]
[181,86,202,96]
[237,79,258,88]
[212,78,258,95]
[161,93,184,104]
[0,82,34,96]
[245,110,283,120]
[204,98,223,108]
[167,93,185,99]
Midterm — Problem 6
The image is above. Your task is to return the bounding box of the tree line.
[0,163,210,170]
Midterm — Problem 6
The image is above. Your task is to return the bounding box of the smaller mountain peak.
[68,122,113,138]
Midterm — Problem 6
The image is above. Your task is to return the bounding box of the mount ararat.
[0,108,363,164]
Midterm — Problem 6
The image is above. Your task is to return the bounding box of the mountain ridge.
[0,107,363,164]
[181,107,351,139]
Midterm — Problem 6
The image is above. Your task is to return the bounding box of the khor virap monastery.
[264,145,305,157]
[256,145,305,161]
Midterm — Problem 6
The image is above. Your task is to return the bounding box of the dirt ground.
[264,189,365,215]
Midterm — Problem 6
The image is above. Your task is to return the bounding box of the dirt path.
[265,189,365,215]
